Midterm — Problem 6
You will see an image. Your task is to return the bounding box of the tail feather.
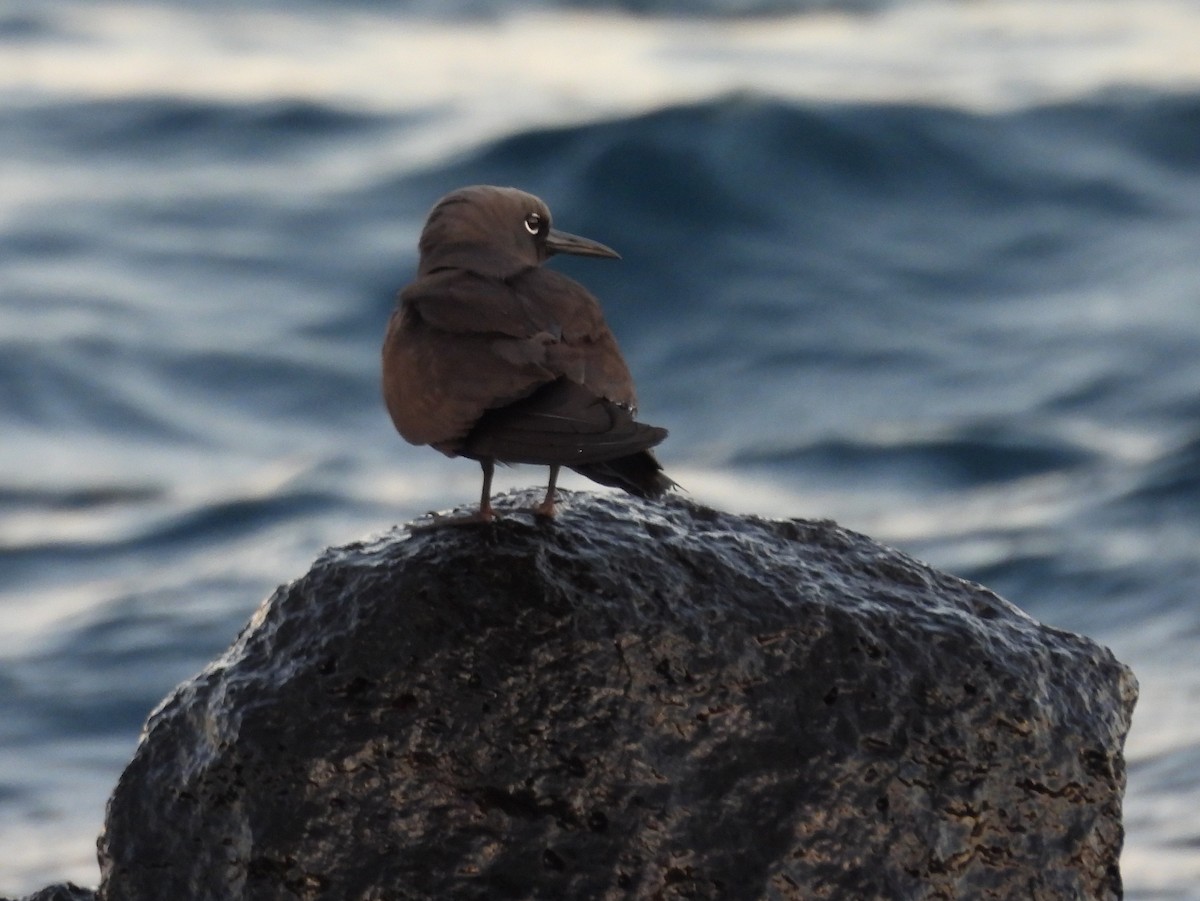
[571,451,677,499]
[461,377,676,500]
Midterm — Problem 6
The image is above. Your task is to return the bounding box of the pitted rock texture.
[1,885,95,901]
[97,490,1136,901]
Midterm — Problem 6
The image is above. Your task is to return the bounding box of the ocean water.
[2,0,1200,897]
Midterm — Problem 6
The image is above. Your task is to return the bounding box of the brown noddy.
[382,185,675,524]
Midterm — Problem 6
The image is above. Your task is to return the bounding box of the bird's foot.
[531,498,557,519]
[407,506,496,532]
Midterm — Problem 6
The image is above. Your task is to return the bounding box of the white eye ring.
[524,213,541,235]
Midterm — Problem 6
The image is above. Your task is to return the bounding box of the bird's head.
[416,185,620,278]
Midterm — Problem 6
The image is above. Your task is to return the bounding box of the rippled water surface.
[3,1,1200,897]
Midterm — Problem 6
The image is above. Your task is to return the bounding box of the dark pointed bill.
[545,228,620,260]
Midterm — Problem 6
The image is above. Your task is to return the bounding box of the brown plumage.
[382,185,674,523]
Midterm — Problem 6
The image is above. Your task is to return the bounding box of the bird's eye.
[524,213,542,235]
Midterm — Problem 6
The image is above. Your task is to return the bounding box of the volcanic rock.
[1,886,95,901]
[96,490,1136,900]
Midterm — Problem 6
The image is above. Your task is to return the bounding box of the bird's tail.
[571,451,678,499]
[461,377,677,499]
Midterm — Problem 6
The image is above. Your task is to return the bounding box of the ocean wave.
[0,96,390,161]
[451,91,1197,218]
[60,0,907,21]
[10,2,1200,128]
[731,430,1097,488]
[3,79,1200,897]
[1120,431,1200,507]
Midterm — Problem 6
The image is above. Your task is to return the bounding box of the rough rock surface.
[1,886,95,901]
[96,490,1136,900]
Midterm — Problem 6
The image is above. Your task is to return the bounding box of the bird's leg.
[534,464,560,518]
[408,459,496,531]
[477,458,496,521]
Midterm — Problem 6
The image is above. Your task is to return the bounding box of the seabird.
[382,185,674,524]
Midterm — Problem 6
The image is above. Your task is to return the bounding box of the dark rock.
[2,884,95,901]
[97,490,1136,900]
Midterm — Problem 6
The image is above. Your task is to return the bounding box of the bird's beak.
[545,228,621,260]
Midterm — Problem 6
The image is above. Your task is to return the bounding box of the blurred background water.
[2,0,1199,896]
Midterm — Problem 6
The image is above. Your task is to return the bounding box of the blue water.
[3,2,1200,897]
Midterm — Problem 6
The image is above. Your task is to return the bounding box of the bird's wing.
[383,275,553,451]
[403,269,539,338]
[383,267,639,453]
[461,378,666,466]
[506,267,639,410]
